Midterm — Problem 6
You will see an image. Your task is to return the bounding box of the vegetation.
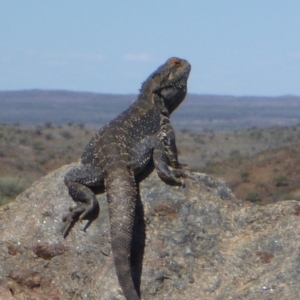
[274,174,288,187]
[1,91,300,205]
[1,91,300,133]
[0,123,94,205]
[245,191,261,203]
[0,177,26,205]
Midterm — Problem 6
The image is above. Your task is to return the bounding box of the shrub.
[44,133,53,140]
[0,150,6,157]
[44,122,52,128]
[245,191,260,202]
[282,193,293,200]
[60,130,73,140]
[257,181,268,190]
[193,135,205,144]
[0,177,26,205]
[32,140,44,151]
[34,126,43,135]
[274,174,288,187]
[230,149,240,158]
[19,137,28,145]
[37,153,55,165]
[241,171,250,183]
[180,128,189,134]
[15,160,25,171]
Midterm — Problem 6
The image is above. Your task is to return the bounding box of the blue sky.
[1,1,300,96]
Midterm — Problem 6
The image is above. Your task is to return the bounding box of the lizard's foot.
[171,167,199,187]
[164,172,187,187]
[62,200,99,238]
[172,167,189,178]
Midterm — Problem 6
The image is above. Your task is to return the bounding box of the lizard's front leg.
[63,164,105,236]
[153,116,189,185]
[153,138,187,186]
[159,111,189,169]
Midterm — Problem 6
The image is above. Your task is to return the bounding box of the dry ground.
[1,122,300,205]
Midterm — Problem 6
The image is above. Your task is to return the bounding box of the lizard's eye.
[170,58,182,67]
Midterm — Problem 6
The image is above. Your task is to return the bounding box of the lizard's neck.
[136,86,167,110]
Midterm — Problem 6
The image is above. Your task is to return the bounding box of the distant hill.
[1,90,300,132]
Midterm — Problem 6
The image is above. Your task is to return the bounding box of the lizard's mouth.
[158,80,187,95]
[155,77,187,95]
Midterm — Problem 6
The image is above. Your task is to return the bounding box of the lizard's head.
[141,57,191,113]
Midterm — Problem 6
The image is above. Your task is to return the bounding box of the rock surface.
[1,164,300,299]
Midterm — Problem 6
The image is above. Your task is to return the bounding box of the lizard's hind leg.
[63,164,105,237]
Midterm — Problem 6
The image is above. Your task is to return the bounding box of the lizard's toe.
[62,201,100,237]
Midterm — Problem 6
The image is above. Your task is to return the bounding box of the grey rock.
[0,163,300,299]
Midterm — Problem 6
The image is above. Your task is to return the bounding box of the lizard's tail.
[106,168,140,300]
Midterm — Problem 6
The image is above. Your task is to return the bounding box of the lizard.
[63,57,191,300]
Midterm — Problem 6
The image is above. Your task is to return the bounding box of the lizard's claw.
[62,201,99,238]
[62,206,85,237]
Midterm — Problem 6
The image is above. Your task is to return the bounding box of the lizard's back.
[81,97,161,169]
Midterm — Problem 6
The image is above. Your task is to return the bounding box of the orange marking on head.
[169,58,182,66]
